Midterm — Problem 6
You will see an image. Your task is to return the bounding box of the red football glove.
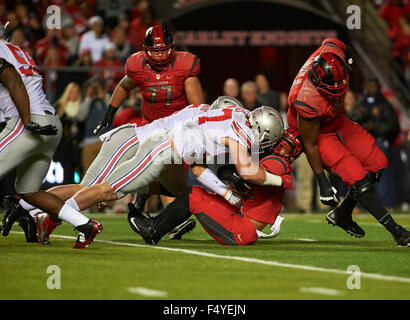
[281,174,293,189]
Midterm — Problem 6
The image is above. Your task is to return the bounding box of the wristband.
[262,172,282,187]
[106,105,118,119]
[196,167,228,196]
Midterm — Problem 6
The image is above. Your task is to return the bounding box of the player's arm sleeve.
[293,100,320,119]
[124,55,141,83]
[0,58,30,126]
[191,164,229,196]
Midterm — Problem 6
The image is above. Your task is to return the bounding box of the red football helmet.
[272,127,302,163]
[143,25,175,70]
[308,52,349,99]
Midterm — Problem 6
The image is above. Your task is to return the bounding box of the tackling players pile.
[0,22,408,248]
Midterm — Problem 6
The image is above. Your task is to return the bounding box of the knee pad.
[350,175,374,201]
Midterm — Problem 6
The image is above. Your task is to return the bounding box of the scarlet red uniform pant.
[318,115,388,186]
[189,186,257,245]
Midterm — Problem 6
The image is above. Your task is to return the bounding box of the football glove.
[93,105,117,135]
[281,174,293,189]
[25,121,58,135]
[223,189,243,207]
[315,172,340,207]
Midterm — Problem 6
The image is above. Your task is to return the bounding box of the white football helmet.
[210,95,244,110]
[249,106,284,153]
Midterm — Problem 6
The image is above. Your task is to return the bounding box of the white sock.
[19,199,36,211]
[66,197,80,211]
[58,204,89,227]
[29,208,42,219]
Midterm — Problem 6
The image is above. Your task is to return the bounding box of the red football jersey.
[287,39,347,133]
[241,155,291,225]
[125,51,200,123]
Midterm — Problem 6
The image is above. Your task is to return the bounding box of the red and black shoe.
[73,219,103,249]
[35,212,62,245]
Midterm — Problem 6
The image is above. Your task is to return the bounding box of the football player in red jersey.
[93,24,204,229]
[287,38,410,247]
[94,25,203,133]
[125,128,302,246]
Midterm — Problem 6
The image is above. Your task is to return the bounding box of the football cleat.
[35,213,62,245]
[1,196,25,237]
[391,225,410,247]
[18,211,39,243]
[127,203,159,244]
[326,207,365,238]
[168,219,196,240]
[73,219,103,249]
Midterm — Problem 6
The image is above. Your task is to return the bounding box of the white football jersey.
[0,41,54,119]
[134,103,212,142]
[99,104,212,144]
[171,106,255,164]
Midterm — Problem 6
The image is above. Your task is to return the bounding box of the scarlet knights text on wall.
[174,30,338,47]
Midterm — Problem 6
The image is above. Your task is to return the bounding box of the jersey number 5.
[147,85,172,106]
[6,44,39,76]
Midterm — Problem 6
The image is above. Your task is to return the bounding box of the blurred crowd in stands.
[376,0,410,87]
[0,0,409,213]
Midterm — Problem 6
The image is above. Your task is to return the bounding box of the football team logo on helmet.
[143,25,175,71]
[272,127,303,163]
[308,52,349,99]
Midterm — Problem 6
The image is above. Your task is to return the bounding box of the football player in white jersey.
[0,23,102,248]
[14,101,222,244]
[59,102,288,218]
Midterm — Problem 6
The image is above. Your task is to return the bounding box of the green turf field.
[1,212,409,300]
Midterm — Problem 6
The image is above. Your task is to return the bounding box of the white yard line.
[9,231,410,285]
[127,287,168,297]
[295,238,318,242]
[300,287,344,296]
